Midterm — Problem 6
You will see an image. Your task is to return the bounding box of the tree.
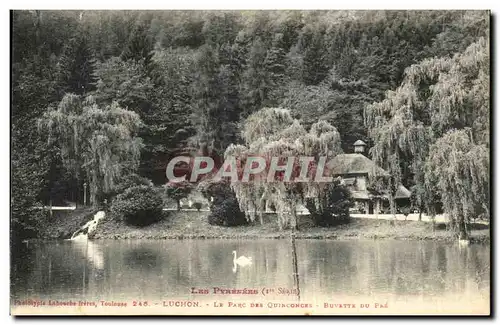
[336,41,357,80]
[121,21,154,68]
[202,12,240,46]
[150,47,197,149]
[11,138,51,240]
[280,70,374,151]
[217,64,240,148]
[198,178,247,226]
[302,28,329,85]
[365,37,489,230]
[230,30,250,79]
[94,57,153,111]
[38,94,143,206]
[94,54,192,176]
[191,44,239,152]
[226,108,342,230]
[264,33,288,105]
[280,81,334,127]
[104,173,153,201]
[12,36,61,240]
[240,37,270,118]
[305,178,354,226]
[190,44,222,150]
[425,11,489,59]
[276,11,304,51]
[111,185,165,226]
[165,181,194,210]
[425,129,489,239]
[56,31,97,97]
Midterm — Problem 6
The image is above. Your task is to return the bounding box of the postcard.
[10,9,490,316]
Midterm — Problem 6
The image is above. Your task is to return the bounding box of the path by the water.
[37,205,484,224]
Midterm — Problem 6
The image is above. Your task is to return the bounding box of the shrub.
[208,196,247,226]
[400,206,411,219]
[192,202,203,211]
[111,185,165,227]
[165,180,194,210]
[306,180,354,227]
[100,173,153,204]
[115,174,153,194]
[198,178,247,226]
[198,178,227,201]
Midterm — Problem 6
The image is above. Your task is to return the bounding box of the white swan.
[458,233,470,247]
[458,238,471,247]
[232,250,252,266]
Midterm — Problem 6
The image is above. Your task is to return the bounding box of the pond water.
[11,239,490,315]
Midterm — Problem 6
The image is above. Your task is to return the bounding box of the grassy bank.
[91,210,490,244]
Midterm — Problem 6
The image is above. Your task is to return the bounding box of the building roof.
[395,184,412,199]
[353,140,367,146]
[328,153,390,177]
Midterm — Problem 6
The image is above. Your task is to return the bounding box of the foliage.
[198,178,247,226]
[240,37,271,117]
[165,181,194,210]
[94,57,154,111]
[38,94,143,206]
[425,129,489,238]
[400,206,412,217]
[95,51,196,176]
[365,37,489,235]
[110,185,165,226]
[151,47,197,149]
[192,202,203,211]
[190,44,239,151]
[121,22,154,67]
[227,107,342,230]
[301,27,329,86]
[115,173,153,193]
[198,177,229,200]
[306,178,354,226]
[56,30,97,97]
[280,74,374,151]
[208,196,248,226]
[101,173,153,202]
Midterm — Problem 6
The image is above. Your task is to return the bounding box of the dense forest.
[11,10,489,239]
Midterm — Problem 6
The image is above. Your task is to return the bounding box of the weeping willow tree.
[365,37,489,230]
[426,129,489,239]
[38,93,143,206]
[226,107,342,230]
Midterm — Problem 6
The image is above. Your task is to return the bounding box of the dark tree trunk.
[290,233,301,301]
[458,214,468,240]
[49,198,53,218]
[75,176,80,209]
[389,192,396,226]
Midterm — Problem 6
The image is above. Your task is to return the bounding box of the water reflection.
[71,240,105,270]
[11,239,490,310]
[123,247,160,270]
